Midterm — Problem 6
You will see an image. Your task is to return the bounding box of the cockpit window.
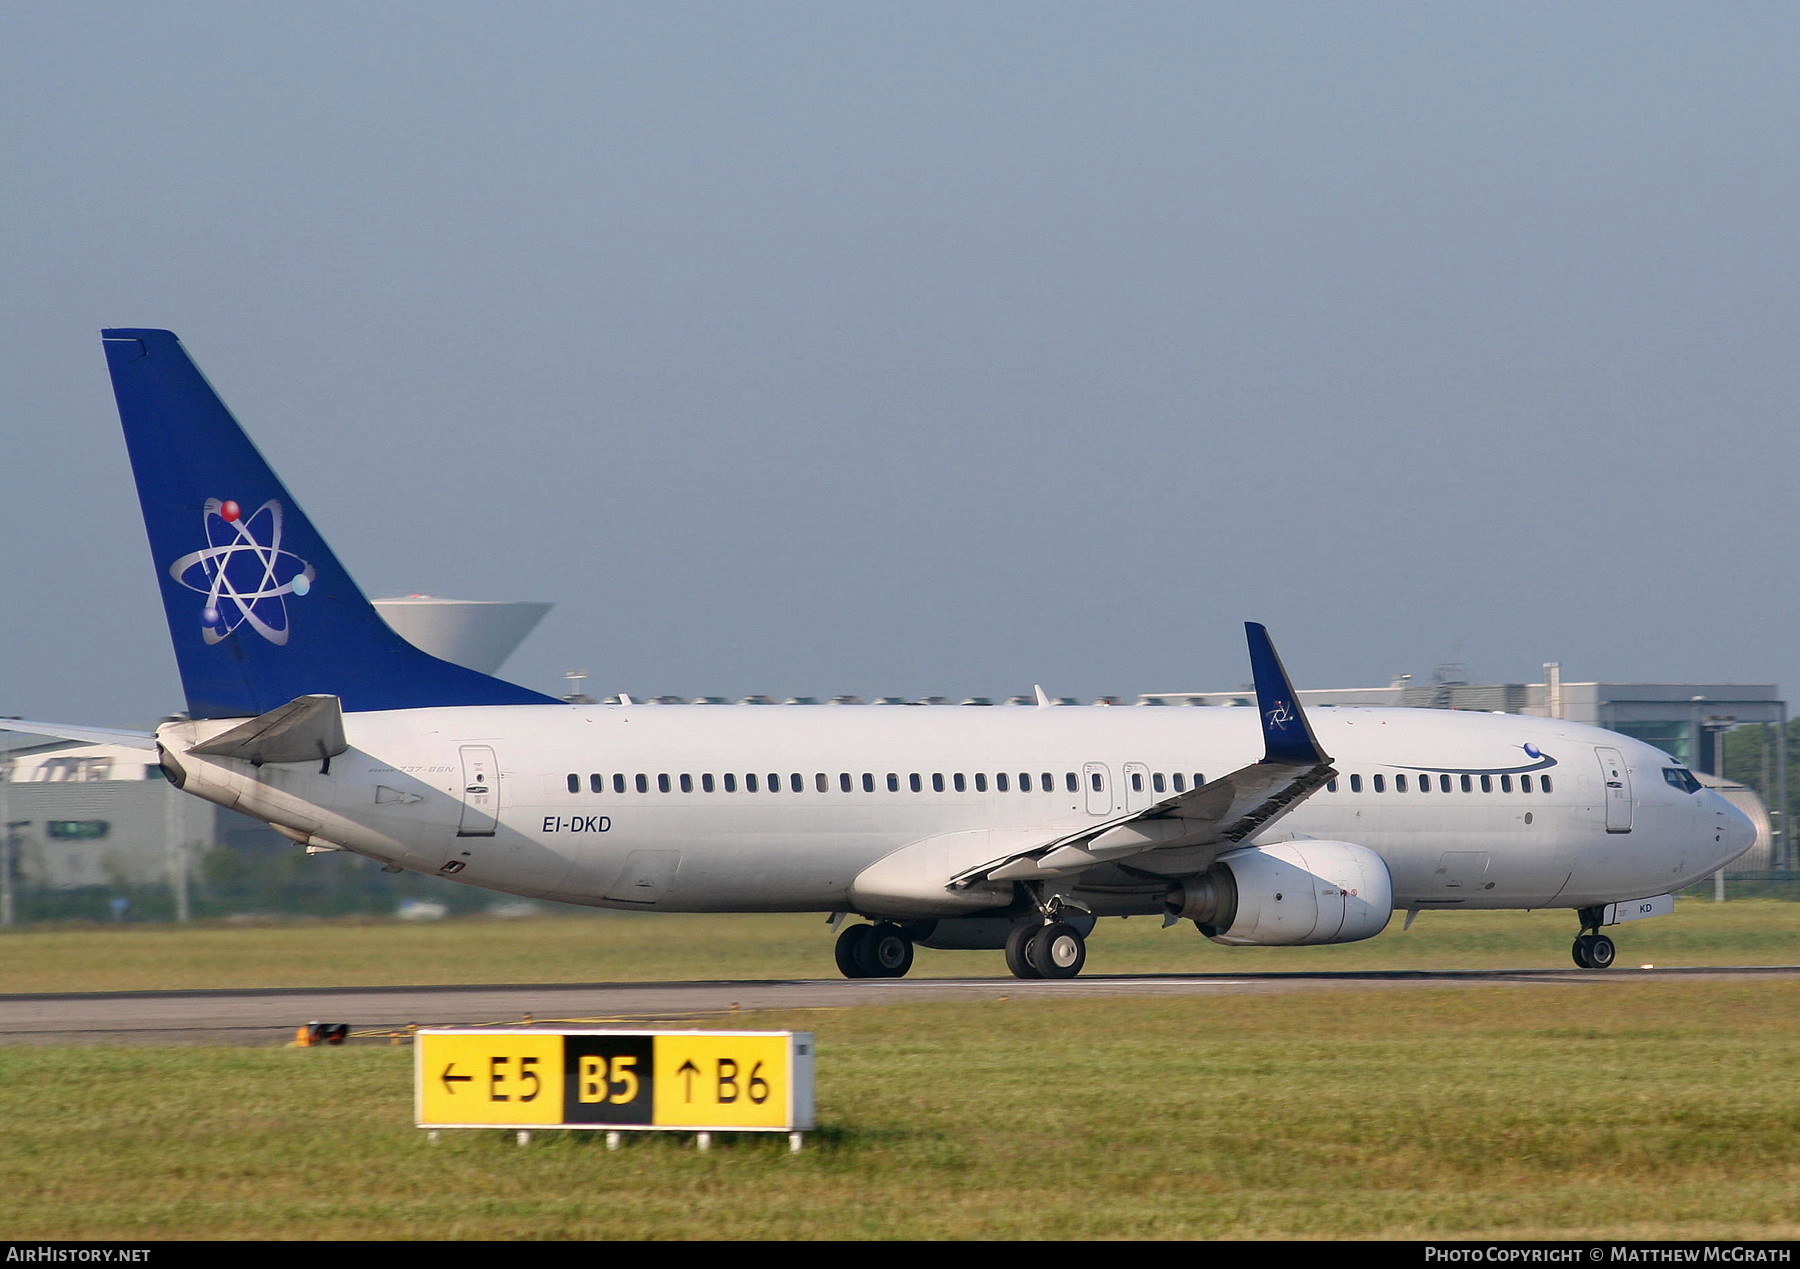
[1663,767,1703,794]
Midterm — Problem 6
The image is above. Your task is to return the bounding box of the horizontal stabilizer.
[190,694,347,765]
[0,721,156,751]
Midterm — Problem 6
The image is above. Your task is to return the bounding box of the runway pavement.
[1,965,1795,1045]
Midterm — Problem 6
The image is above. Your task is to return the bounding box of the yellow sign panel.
[652,1033,793,1128]
[417,1032,566,1125]
[416,1030,813,1132]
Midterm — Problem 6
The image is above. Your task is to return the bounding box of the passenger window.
[1520,775,1532,793]
[1395,774,1407,792]
[839,773,852,792]
[1043,773,1054,792]
[910,774,922,792]
[863,773,874,792]
[614,774,626,794]
[590,774,603,794]
[769,773,781,792]
[1019,773,1032,792]
[1460,775,1472,793]
[1131,772,1144,792]
[1173,773,1187,792]
[658,774,671,793]
[680,774,693,793]
[997,773,1010,792]
[1350,774,1363,792]
[888,773,900,792]
[1541,776,1554,793]
[566,774,579,793]
[1194,773,1204,788]
[724,773,737,792]
[746,773,759,792]
[1500,774,1512,792]
[1152,773,1165,793]
[1372,774,1385,792]
[932,773,945,793]
[975,773,987,792]
[1066,773,1079,793]
[791,773,804,793]
[954,773,967,792]
[1480,775,1492,793]
[1090,772,1103,793]
[702,773,715,793]
[816,773,830,793]
[1439,774,1452,793]
[635,774,648,794]
[1327,778,1339,792]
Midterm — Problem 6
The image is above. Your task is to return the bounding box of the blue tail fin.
[102,329,561,719]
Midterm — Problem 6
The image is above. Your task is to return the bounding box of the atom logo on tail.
[167,498,315,645]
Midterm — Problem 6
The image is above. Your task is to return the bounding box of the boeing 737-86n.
[5,330,1756,979]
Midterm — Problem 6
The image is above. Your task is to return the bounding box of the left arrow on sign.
[441,1063,473,1094]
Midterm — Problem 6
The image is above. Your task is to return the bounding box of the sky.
[3,2,1797,727]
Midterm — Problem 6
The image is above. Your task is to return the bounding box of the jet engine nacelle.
[1166,840,1394,946]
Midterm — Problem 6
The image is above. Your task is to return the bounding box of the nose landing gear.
[1572,933,1615,969]
[1571,906,1617,969]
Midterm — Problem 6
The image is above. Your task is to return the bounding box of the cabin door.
[1596,746,1632,833]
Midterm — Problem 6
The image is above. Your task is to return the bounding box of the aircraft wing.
[949,623,1335,888]
[0,720,157,751]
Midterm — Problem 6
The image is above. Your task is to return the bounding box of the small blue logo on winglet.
[167,498,315,646]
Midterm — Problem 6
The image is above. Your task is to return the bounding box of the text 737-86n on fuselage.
[5,330,1756,979]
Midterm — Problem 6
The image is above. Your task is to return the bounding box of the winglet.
[1245,622,1329,766]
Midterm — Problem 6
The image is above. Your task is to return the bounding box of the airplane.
[3,329,1757,979]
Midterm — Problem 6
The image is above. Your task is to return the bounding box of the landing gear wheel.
[1004,922,1043,979]
[835,924,876,979]
[1029,922,1087,979]
[1586,933,1615,969]
[865,923,914,978]
[1571,933,1617,970]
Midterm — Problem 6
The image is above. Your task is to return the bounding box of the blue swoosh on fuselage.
[1387,754,1559,776]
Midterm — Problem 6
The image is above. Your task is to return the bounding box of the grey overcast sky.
[3,2,1797,726]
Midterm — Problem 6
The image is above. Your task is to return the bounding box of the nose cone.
[1717,795,1758,866]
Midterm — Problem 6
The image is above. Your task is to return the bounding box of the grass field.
[1,896,1797,993]
[2,982,1797,1240]
[1,902,1796,1239]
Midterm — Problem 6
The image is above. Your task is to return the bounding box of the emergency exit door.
[457,745,499,837]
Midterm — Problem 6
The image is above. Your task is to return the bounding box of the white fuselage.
[158,703,1753,918]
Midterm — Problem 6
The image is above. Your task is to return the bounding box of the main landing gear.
[1571,907,1616,969]
[1003,921,1087,980]
[834,921,915,979]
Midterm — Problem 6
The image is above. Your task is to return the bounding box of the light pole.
[2,820,29,929]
